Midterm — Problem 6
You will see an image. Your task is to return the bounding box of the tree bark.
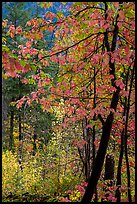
[115,66,129,201]
[92,66,98,202]
[115,128,124,202]
[124,65,135,202]
[81,88,120,203]
[78,117,91,182]
[9,109,14,151]
[104,154,115,181]
[33,131,37,156]
[19,112,22,141]
[102,154,115,202]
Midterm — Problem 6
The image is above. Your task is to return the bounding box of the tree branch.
[74,6,105,17]
[37,32,105,62]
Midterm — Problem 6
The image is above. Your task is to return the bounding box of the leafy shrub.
[2,151,44,202]
[2,150,81,202]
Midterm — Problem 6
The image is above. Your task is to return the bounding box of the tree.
[2,2,32,151]
[2,2,58,153]
[2,2,135,202]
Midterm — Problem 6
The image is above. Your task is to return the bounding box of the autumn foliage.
[2,2,135,202]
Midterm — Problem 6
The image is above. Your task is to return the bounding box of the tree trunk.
[33,131,37,156]
[92,66,98,202]
[9,109,14,151]
[78,118,91,182]
[124,65,135,202]
[115,129,124,202]
[102,154,115,202]
[81,88,120,203]
[104,154,115,181]
[19,113,22,141]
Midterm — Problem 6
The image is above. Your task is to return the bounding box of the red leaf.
[130,161,134,167]
[117,139,121,144]
[26,41,32,48]
[119,10,125,20]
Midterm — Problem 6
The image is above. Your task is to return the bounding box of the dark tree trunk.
[78,118,91,182]
[33,131,37,156]
[92,125,98,202]
[18,77,23,169]
[92,66,98,202]
[102,154,115,202]
[82,113,114,203]
[104,154,115,181]
[125,150,132,202]
[2,77,8,138]
[18,111,23,170]
[86,126,91,182]
[9,109,14,151]
[124,65,135,202]
[81,88,120,203]
[115,63,134,202]
[115,129,124,202]
[19,113,22,141]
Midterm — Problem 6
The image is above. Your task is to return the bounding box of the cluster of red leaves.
[2,52,30,77]
[60,181,88,202]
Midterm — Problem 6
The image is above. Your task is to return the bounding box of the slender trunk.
[18,76,23,171]
[18,111,23,171]
[115,128,124,202]
[86,119,91,181]
[19,112,22,141]
[124,65,135,202]
[80,118,91,181]
[33,131,37,156]
[2,77,8,138]
[64,141,68,176]
[92,125,98,202]
[124,121,132,202]
[92,66,98,202]
[9,109,14,151]
[14,16,23,170]
[57,141,61,194]
[93,66,96,168]
[92,126,96,167]
[115,66,129,201]
[125,150,132,202]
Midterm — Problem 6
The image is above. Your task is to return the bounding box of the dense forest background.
[2,2,135,202]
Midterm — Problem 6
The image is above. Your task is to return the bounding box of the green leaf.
[126,9,135,18]
[61,2,67,5]
[2,45,10,52]
[10,102,16,107]
[28,78,36,85]
[46,2,52,8]
[40,3,44,8]
[20,60,26,67]
[30,64,37,72]
[56,11,63,18]
[76,191,81,198]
